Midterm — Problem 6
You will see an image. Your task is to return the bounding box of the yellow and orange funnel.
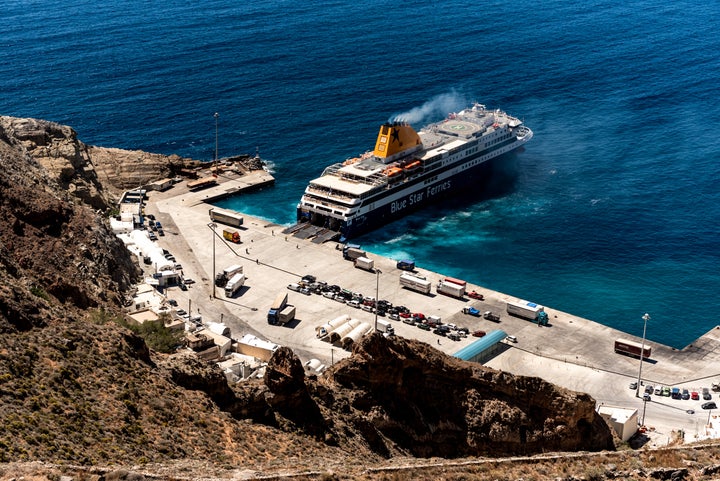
[373,123,422,159]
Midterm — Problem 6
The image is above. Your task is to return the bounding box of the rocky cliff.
[0,116,617,478]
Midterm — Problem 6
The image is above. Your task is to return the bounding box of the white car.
[287,283,301,292]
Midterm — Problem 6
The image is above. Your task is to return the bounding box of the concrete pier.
[144,169,720,446]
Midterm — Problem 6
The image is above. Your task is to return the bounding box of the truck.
[276,305,296,325]
[267,292,289,325]
[354,256,375,271]
[376,319,394,336]
[215,264,243,287]
[506,300,549,325]
[222,228,241,243]
[209,207,244,227]
[437,280,466,298]
[396,259,415,271]
[462,306,481,317]
[343,246,366,261]
[483,311,501,322]
[224,273,245,298]
[443,277,467,287]
[614,338,652,359]
[399,272,432,294]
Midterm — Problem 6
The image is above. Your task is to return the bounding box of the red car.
[472,330,486,337]
[412,313,426,321]
[692,391,700,400]
[468,291,484,300]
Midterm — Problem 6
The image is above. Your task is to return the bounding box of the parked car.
[671,387,681,399]
[468,290,484,300]
[448,333,461,341]
[702,402,717,410]
[654,387,662,396]
[691,391,700,401]
[472,330,486,337]
[662,386,671,397]
[629,382,638,390]
[416,323,430,331]
[179,283,188,291]
[168,299,178,306]
[505,335,518,343]
[682,389,690,400]
[402,317,415,325]
[287,283,301,292]
[703,388,712,400]
[645,385,654,395]
[157,229,165,236]
[643,393,651,402]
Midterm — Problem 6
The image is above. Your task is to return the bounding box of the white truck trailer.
[224,273,245,297]
[506,300,545,320]
[399,273,431,294]
[376,319,394,336]
[354,256,375,271]
[436,280,466,298]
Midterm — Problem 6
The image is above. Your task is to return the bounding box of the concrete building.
[453,330,508,364]
[598,405,638,442]
[236,334,280,362]
[217,353,264,383]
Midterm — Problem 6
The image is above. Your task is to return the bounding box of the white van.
[506,335,518,343]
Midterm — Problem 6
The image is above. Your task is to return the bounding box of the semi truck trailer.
[506,300,548,325]
[399,273,431,294]
[224,273,245,298]
[437,280,466,298]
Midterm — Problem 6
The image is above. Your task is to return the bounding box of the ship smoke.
[390,91,467,124]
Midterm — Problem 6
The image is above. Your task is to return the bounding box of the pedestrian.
[437,339,440,345]
[245,248,249,254]
[296,244,299,249]
[256,258,259,264]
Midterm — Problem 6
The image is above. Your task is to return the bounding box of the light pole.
[208,222,217,298]
[374,269,382,331]
[641,396,648,426]
[214,112,219,164]
[636,312,650,397]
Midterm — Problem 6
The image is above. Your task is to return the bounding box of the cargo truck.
[614,338,651,358]
[506,300,549,325]
[224,273,245,297]
[343,244,366,261]
[354,256,375,271]
[215,264,243,287]
[399,273,432,294]
[396,259,415,271]
[267,292,289,325]
[437,280,466,298]
[443,277,467,287]
[277,305,296,325]
[376,319,394,336]
[222,228,241,244]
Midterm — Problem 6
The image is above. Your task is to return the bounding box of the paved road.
[142,174,720,446]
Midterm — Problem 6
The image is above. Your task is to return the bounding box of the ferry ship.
[296,103,532,240]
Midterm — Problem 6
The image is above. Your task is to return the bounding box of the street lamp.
[374,268,382,331]
[641,396,648,426]
[636,312,650,397]
[214,112,219,164]
[208,222,217,298]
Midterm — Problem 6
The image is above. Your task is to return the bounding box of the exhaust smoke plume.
[390,91,467,124]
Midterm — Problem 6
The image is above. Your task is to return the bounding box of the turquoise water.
[2,0,719,347]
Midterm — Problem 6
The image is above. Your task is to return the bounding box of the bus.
[209,207,244,228]
[614,338,651,359]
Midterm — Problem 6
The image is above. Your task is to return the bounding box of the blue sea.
[3,0,719,348]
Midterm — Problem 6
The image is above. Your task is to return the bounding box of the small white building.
[217,353,264,383]
[195,328,232,357]
[236,334,280,362]
[598,405,638,442]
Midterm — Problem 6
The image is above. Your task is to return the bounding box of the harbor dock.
[144,169,720,446]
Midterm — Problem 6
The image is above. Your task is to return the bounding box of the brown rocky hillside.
[2,116,717,481]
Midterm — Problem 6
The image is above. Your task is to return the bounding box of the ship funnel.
[373,123,422,160]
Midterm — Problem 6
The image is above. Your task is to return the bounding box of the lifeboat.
[403,160,421,171]
[343,157,361,166]
[383,166,403,177]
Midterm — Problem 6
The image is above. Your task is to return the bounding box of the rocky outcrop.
[320,333,615,457]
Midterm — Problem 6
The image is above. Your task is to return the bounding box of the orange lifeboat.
[384,166,403,177]
[343,157,361,166]
[403,160,421,171]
